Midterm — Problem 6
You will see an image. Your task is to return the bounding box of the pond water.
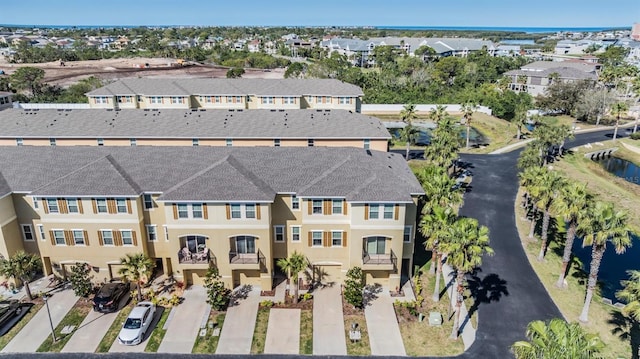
[600,156,640,186]
[387,126,488,147]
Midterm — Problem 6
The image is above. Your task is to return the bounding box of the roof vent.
[152,109,158,111]
[324,109,330,112]
[316,109,322,112]
[65,109,72,112]
[366,150,372,156]
[278,109,285,112]
[199,109,206,112]
[270,109,276,112]
[143,109,150,112]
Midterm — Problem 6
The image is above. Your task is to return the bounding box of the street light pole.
[43,294,57,343]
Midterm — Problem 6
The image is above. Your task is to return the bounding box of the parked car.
[93,283,129,313]
[118,302,156,345]
[0,300,23,328]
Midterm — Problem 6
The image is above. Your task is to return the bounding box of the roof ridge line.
[30,155,110,194]
[105,154,142,194]
[160,155,230,196]
[225,155,276,196]
[298,153,352,193]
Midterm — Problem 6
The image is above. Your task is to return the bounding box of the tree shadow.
[363,284,383,307]
[464,270,509,331]
[229,284,252,306]
[608,310,640,359]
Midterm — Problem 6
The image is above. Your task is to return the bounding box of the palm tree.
[616,270,640,357]
[551,182,592,288]
[460,102,477,149]
[277,252,309,304]
[519,166,547,239]
[441,217,493,339]
[399,104,419,160]
[527,168,565,261]
[118,253,155,301]
[419,205,456,302]
[517,142,544,172]
[512,318,604,358]
[400,103,417,123]
[0,251,42,300]
[612,101,629,142]
[425,107,461,169]
[514,105,529,140]
[578,201,633,323]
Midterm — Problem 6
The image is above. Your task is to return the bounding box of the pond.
[600,156,640,186]
[387,126,489,147]
[572,232,640,302]
[500,39,536,45]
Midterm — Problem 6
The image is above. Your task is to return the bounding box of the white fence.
[14,103,91,109]
[361,104,492,115]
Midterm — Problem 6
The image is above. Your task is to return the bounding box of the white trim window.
[274,225,285,242]
[339,97,351,105]
[163,225,169,242]
[192,203,203,219]
[312,199,322,214]
[332,199,343,215]
[245,204,256,219]
[121,230,133,246]
[368,204,394,220]
[95,96,109,104]
[147,225,157,242]
[261,96,275,104]
[49,138,56,146]
[226,138,233,147]
[291,195,299,210]
[130,138,137,146]
[16,138,23,146]
[170,96,183,104]
[53,230,65,245]
[21,224,34,241]
[311,231,323,247]
[150,96,162,104]
[176,203,206,219]
[283,96,295,105]
[331,231,343,246]
[46,198,59,213]
[116,198,127,213]
[307,139,314,147]
[67,198,79,213]
[72,230,85,245]
[37,224,45,241]
[177,203,189,219]
[97,138,104,146]
[274,139,280,147]
[364,139,370,150]
[33,197,39,209]
[96,198,108,213]
[101,230,114,246]
[192,139,199,147]
[143,194,153,210]
[229,203,258,219]
[291,226,300,242]
[404,225,413,243]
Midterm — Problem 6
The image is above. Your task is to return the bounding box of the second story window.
[226,139,233,147]
[47,198,59,213]
[404,226,412,243]
[21,225,34,241]
[312,199,322,214]
[97,138,104,146]
[16,138,23,146]
[332,199,343,215]
[367,204,396,220]
[192,139,199,147]
[101,230,114,246]
[52,230,65,245]
[274,225,285,242]
[261,96,274,104]
[67,198,79,213]
[283,97,295,104]
[177,204,189,218]
[143,194,153,210]
[72,230,86,245]
[121,230,133,245]
[116,198,128,213]
[339,97,351,105]
[227,203,260,220]
[364,139,370,150]
[245,204,256,219]
[274,139,280,147]
[130,138,137,147]
[291,195,299,210]
[50,138,56,146]
[174,203,207,219]
[307,139,314,147]
[231,204,241,219]
[96,198,108,213]
[147,225,157,241]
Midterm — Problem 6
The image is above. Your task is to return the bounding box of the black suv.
[93,283,129,313]
[0,300,23,329]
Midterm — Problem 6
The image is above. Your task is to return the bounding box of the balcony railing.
[178,249,214,265]
[229,249,266,265]
[362,249,397,268]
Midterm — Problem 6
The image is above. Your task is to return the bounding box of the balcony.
[362,249,397,271]
[178,248,215,265]
[229,249,266,270]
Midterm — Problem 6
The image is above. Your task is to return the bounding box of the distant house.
[495,44,521,57]
[504,60,599,96]
[632,23,640,41]
[0,92,12,111]
[247,40,260,53]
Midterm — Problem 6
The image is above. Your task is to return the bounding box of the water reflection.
[600,157,640,186]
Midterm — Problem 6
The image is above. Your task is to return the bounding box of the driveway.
[364,288,406,356]
[216,285,261,354]
[264,308,300,354]
[2,288,78,353]
[157,285,209,353]
[61,310,118,352]
[109,306,165,353]
[312,285,346,355]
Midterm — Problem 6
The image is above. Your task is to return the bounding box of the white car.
[117,302,156,345]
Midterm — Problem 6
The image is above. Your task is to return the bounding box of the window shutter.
[132,231,138,246]
[307,200,312,215]
[173,204,178,220]
[92,199,97,214]
[202,203,208,219]
[225,204,230,219]
[323,200,330,215]
[97,231,104,246]
[78,198,84,214]
[394,204,399,220]
[107,199,116,214]
[364,204,369,220]
[308,232,312,247]
[343,232,348,247]
[58,199,67,214]
[49,230,55,245]
[65,230,74,246]
[323,231,329,247]
[256,204,261,220]
[43,199,49,214]
[114,231,122,246]
[126,198,132,214]
[343,201,347,215]
[83,230,89,246]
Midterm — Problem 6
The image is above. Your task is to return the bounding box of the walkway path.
[216,286,261,354]
[2,288,78,353]
[62,310,118,353]
[441,263,475,350]
[364,289,406,356]
[312,285,346,355]
[158,285,209,353]
[264,308,300,354]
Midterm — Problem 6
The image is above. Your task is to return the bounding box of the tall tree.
[578,201,633,323]
[118,253,155,301]
[0,251,42,300]
[277,251,309,304]
[441,217,493,339]
[420,205,456,302]
[460,102,478,149]
[512,318,604,358]
[617,270,640,358]
[513,104,529,140]
[526,168,566,261]
[398,104,419,160]
[551,182,592,288]
[9,67,45,95]
[611,101,629,142]
[424,106,461,169]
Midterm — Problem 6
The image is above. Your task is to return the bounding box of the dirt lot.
[0,57,285,87]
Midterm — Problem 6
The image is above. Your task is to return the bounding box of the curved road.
[4,129,625,359]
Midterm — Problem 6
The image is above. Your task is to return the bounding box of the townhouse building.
[0,146,423,290]
[0,92,12,111]
[504,60,599,96]
[0,108,390,151]
[85,78,364,113]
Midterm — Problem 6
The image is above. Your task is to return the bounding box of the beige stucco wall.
[87,96,115,109]
[0,196,24,262]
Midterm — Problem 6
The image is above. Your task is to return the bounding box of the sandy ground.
[0,57,284,87]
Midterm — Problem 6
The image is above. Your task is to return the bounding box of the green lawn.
[192,311,226,353]
[144,308,170,352]
[0,302,43,350]
[95,304,133,352]
[250,307,270,354]
[37,299,89,352]
[299,309,313,354]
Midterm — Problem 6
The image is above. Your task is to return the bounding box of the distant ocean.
[376,26,629,34]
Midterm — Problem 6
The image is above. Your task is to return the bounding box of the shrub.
[204,267,231,311]
[260,300,274,308]
[302,293,313,301]
[168,294,181,307]
[630,132,640,140]
[344,267,365,309]
[69,262,93,297]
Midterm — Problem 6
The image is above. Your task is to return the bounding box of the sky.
[1,0,638,28]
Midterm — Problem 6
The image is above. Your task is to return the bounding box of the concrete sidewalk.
[2,288,79,353]
[62,309,118,353]
[157,285,209,353]
[364,289,406,356]
[312,285,346,355]
[442,262,476,350]
[216,286,261,354]
[264,308,300,354]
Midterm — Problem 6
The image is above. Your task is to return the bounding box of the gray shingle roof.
[505,67,597,80]
[0,109,391,140]
[86,78,364,97]
[0,147,424,202]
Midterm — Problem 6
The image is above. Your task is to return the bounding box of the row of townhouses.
[504,60,600,96]
[0,146,424,290]
[85,78,364,112]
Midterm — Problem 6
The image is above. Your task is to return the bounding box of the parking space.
[61,310,119,353]
[109,306,165,353]
[157,286,208,353]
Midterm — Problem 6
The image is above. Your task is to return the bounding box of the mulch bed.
[341,295,364,316]
[394,303,420,323]
[260,290,275,296]
[271,290,313,310]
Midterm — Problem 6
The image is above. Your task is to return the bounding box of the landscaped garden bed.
[342,295,370,356]
[192,309,225,353]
